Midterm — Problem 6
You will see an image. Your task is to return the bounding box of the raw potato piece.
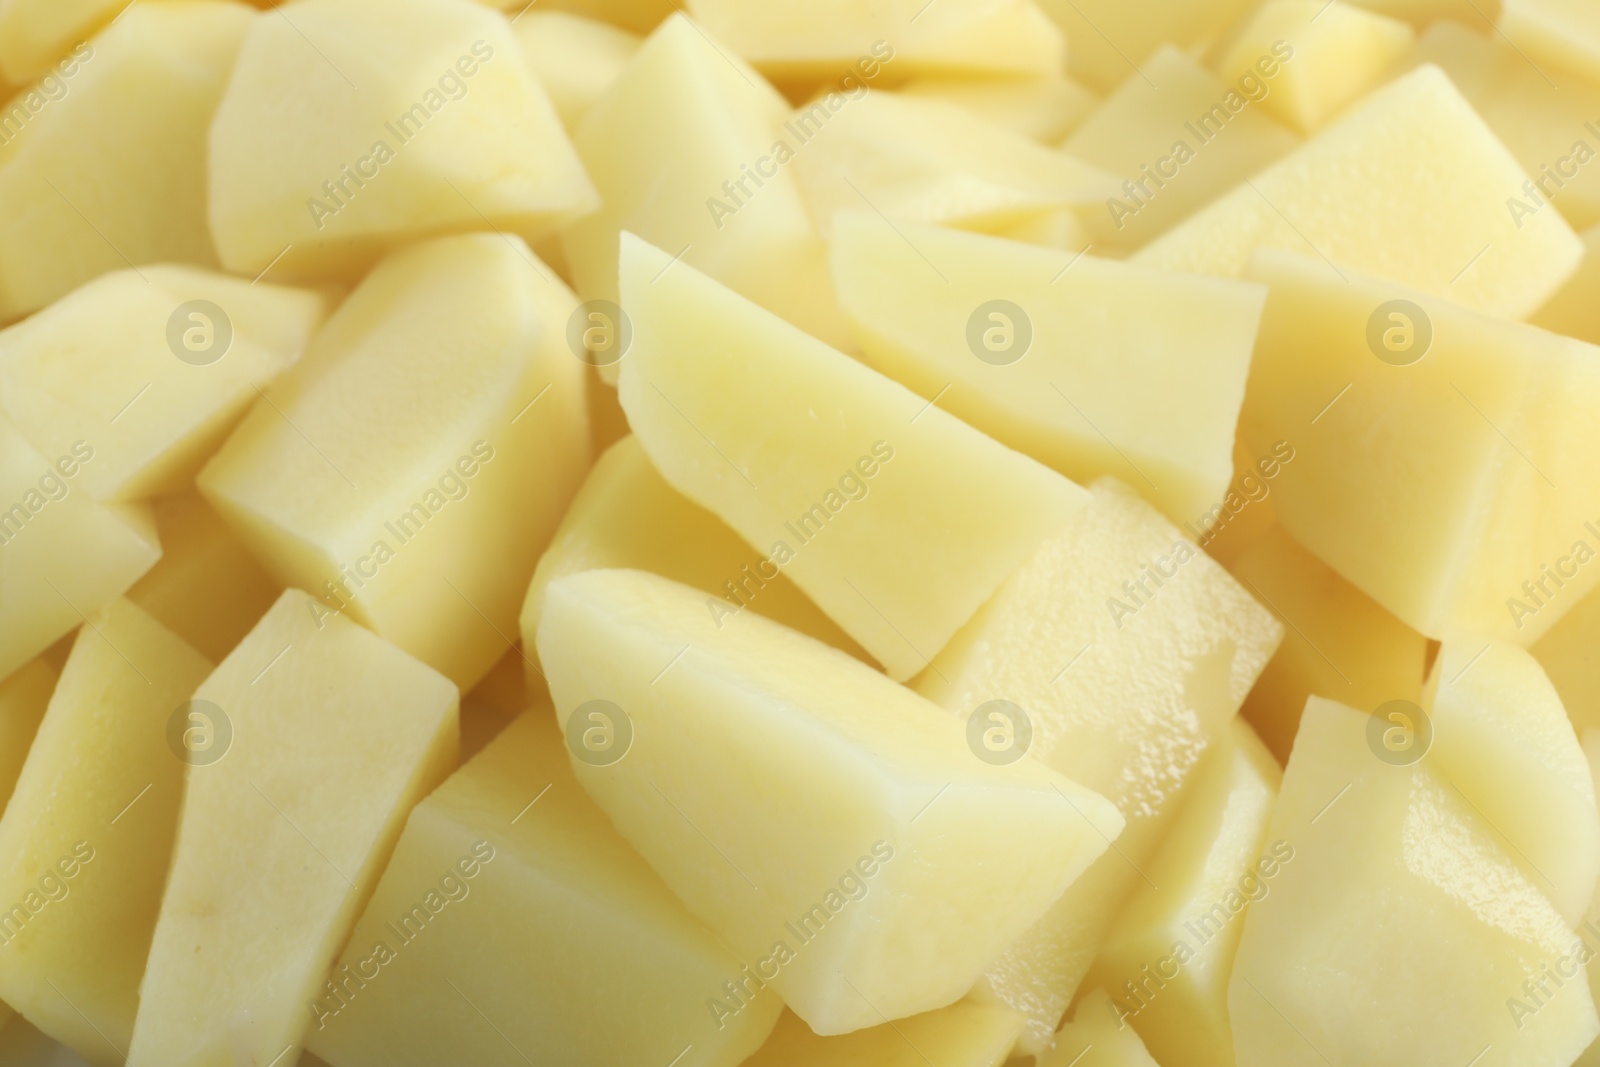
[561,13,850,370]
[0,1,252,320]
[1424,637,1600,924]
[1230,698,1599,1067]
[199,234,590,690]
[0,415,161,681]
[790,92,1119,240]
[916,478,1281,1052]
[1064,45,1299,251]
[1090,720,1282,1067]
[0,600,210,1067]
[520,435,866,681]
[129,590,459,1067]
[511,11,639,130]
[1500,0,1600,85]
[1218,0,1414,133]
[1133,65,1583,320]
[830,214,1267,526]
[209,0,597,281]
[617,234,1088,681]
[1536,586,1600,735]
[308,712,779,1067]
[1231,524,1429,762]
[1036,0,1259,91]
[896,76,1098,144]
[1348,0,1501,24]
[0,657,54,811]
[125,495,281,662]
[0,266,329,501]
[743,1004,1024,1067]
[684,0,1063,83]
[536,568,1124,1035]
[478,0,673,33]
[1035,990,1159,1067]
[1239,250,1600,645]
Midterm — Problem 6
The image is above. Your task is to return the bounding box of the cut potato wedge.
[1239,249,1600,646]
[917,477,1281,1051]
[511,10,639,131]
[0,599,209,1067]
[830,214,1266,526]
[896,76,1097,144]
[0,415,161,681]
[743,1004,1025,1067]
[1230,697,1599,1067]
[520,435,867,683]
[209,0,597,281]
[0,1,251,320]
[1133,64,1582,319]
[1424,636,1600,924]
[0,657,53,811]
[199,233,590,690]
[617,232,1088,680]
[0,266,328,501]
[1537,586,1600,736]
[128,589,459,1067]
[536,567,1123,1035]
[308,711,779,1067]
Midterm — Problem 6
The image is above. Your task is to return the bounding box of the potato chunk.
[617,233,1087,680]
[0,600,210,1067]
[743,1004,1024,1067]
[199,233,589,689]
[209,0,597,282]
[0,266,328,501]
[308,711,779,1067]
[1133,65,1582,319]
[1230,697,1599,1066]
[129,590,459,1067]
[536,567,1122,1034]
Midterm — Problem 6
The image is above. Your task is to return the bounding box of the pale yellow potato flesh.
[308,711,779,1067]
[1240,249,1600,645]
[1035,989,1160,1066]
[198,233,590,690]
[1534,223,1600,344]
[1217,0,1414,134]
[561,13,851,371]
[0,1,251,320]
[0,265,329,501]
[1089,718,1282,1067]
[520,434,868,679]
[1231,697,1599,1067]
[789,91,1119,240]
[1424,637,1600,924]
[208,0,596,282]
[1499,0,1600,86]
[616,232,1088,681]
[0,0,127,83]
[1034,0,1259,92]
[1133,64,1583,319]
[1231,523,1429,762]
[916,478,1281,1052]
[0,414,161,681]
[128,589,459,1067]
[0,599,210,1067]
[0,656,53,813]
[830,214,1266,526]
[1063,45,1299,251]
[1537,586,1600,736]
[743,1003,1024,1067]
[682,0,1064,83]
[511,10,639,131]
[536,567,1123,1035]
